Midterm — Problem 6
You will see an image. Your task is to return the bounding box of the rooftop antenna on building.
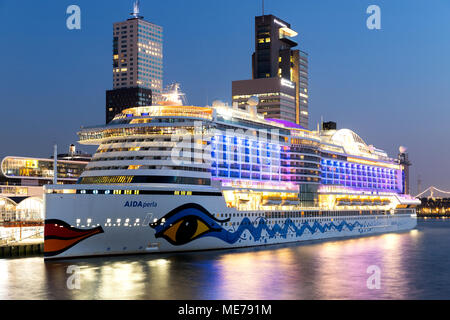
[131,0,143,19]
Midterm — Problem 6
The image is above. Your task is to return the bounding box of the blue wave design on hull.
[214,218,364,244]
[149,204,369,246]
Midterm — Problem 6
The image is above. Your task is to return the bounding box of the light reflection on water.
[1,220,449,300]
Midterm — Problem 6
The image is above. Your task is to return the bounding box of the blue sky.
[0,0,449,193]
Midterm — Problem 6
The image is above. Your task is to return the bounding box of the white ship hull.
[44,189,417,260]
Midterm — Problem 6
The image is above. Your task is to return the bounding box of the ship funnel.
[69,144,76,156]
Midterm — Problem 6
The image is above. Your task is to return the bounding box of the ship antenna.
[53,144,58,184]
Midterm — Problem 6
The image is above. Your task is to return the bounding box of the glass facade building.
[0,156,89,225]
[1,157,87,183]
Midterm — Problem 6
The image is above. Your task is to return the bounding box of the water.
[1,219,450,300]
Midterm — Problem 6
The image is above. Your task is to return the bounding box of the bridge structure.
[416,186,450,199]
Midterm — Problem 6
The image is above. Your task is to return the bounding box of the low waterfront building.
[0,152,90,224]
[417,198,450,217]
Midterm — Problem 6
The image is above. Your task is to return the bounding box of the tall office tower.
[298,50,309,127]
[252,15,297,79]
[398,147,411,195]
[233,14,309,128]
[106,1,163,123]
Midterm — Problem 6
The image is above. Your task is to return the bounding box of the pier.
[0,223,44,258]
[0,240,44,258]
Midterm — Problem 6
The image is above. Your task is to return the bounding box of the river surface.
[1,219,449,300]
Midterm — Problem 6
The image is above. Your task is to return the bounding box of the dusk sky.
[0,0,449,194]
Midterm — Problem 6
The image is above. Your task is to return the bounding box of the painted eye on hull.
[150,203,229,246]
[158,216,212,245]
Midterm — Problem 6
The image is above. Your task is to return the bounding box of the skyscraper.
[232,14,309,128]
[106,1,163,123]
[252,15,297,79]
[298,50,309,127]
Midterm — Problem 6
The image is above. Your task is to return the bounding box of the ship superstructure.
[44,101,419,259]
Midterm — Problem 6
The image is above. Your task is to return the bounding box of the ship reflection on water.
[1,220,449,300]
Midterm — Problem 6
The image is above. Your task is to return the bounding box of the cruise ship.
[44,96,420,259]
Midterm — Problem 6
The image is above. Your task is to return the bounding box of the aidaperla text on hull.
[124,201,157,208]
